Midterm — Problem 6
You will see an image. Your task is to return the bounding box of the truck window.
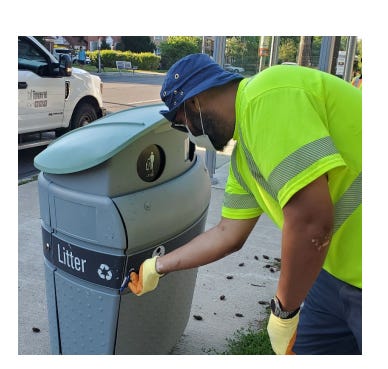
[18,37,50,76]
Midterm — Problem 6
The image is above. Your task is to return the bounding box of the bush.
[87,50,160,70]
[124,51,160,70]
[159,36,202,69]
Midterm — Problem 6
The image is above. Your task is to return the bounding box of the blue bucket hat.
[160,53,243,122]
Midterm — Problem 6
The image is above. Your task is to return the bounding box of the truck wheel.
[55,127,68,137]
[71,103,98,130]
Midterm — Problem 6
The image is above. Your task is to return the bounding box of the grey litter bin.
[34,104,211,355]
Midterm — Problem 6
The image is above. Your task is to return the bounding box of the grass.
[206,308,275,355]
[18,174,38,186]
[222,326,274,355]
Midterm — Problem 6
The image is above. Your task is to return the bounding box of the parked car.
[52,48,73,61]
[18,36,105,149]
[224,64,245,73]
[72,54,91,64]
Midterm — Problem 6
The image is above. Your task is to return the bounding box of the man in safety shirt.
[128,54,362,355]
[351,58,362,90]
[351,73,362,89]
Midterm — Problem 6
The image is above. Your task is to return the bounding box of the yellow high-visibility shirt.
[351,75,362,89]
[222,65,362,288]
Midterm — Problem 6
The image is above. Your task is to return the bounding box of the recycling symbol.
[97,264,112,281]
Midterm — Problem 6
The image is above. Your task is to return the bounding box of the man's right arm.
[156,216,259,274]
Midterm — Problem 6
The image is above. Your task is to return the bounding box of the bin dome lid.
[34,104,168,174]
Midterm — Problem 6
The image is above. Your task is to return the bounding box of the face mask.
[184,101,216,151]
[186,129,216,151]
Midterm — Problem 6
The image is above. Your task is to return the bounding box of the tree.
[159,36,202,69]
[311,37,323,66]
[226,36,247,64]
[100,37,111,50]
[118,36,156,52]
[355,38,362,72]
[278,37,299,64]
[225,36,259,72]
[297,36,313,66]
[62,36,87,49]
[356,38,362,59]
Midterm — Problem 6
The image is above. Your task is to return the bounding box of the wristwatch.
[270,296,300,319]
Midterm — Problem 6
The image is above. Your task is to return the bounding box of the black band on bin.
[42,228,126,290]
[42,209,207,291]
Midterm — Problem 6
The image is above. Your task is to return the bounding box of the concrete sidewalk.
[18,147,282,355]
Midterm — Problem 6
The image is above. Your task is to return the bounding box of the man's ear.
[186,96,201,113]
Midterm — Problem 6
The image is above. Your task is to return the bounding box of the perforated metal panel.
[54,271,120,354]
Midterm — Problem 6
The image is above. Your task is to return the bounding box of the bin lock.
[119,242,167,292]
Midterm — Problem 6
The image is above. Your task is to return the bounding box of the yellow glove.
[128,256,164,296]
[267,311,300,354]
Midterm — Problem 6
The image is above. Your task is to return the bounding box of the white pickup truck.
[18,36,106,149]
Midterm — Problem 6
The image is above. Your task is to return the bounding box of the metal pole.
[205,36,226,185]
[330,37,342,76]
[318,36,335,72]
[98,37,101,73]
[213,36,226,65]
[258,36,265,72]
[258,36,270,72]
[269,36,280,66]
[343,36,357,82]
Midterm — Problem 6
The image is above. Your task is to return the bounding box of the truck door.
[18,37,66,135]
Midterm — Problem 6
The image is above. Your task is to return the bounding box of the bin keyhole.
[152,245,166,257]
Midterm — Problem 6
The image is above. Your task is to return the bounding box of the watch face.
[271,297,284,317]
[271,297,300,319]
[270,298,278,315]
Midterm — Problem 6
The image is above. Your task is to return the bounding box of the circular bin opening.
[137,144,165,182]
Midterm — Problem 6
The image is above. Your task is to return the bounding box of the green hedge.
[87,50,160,70]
